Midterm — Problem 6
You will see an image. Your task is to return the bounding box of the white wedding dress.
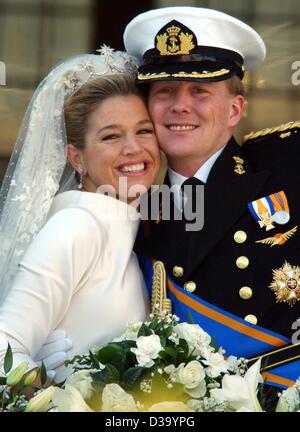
[0,191,149,382]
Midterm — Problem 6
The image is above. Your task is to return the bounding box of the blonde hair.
[64,74,144,150]
[225,75,245,96]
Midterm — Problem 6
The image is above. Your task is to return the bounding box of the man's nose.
[171,89,191,113]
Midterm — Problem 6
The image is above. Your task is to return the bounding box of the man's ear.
[67,144,84,172]
[228,95,245,128]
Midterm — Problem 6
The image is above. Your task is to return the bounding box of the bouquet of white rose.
[1,313,300,412]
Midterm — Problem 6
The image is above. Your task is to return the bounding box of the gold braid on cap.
[138,69,230,81]
[151,261,172,316]
[243,120,300,143]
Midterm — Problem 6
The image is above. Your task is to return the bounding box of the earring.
[77,166,83,190]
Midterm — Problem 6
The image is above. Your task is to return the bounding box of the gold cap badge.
[156,20,196,56]
[269,261,300,306]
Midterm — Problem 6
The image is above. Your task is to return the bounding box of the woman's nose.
[122,135,143,154]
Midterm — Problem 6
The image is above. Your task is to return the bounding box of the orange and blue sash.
[138,254,300,389]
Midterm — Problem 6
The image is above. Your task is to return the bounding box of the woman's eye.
[138,128,154,135]
[101,134,119,141]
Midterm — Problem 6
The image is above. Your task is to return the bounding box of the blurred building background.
[1,0,300,181]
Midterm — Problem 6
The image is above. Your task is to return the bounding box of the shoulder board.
[243,120,300,143]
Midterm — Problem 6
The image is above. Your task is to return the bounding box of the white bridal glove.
[34,329,73,380]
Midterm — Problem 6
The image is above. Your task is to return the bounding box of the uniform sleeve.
[0,207,104,370]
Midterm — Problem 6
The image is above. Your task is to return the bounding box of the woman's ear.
[67,144,84,172]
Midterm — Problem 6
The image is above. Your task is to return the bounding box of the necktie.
[181,177,204,220]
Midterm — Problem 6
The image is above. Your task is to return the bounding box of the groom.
[124,7,300,390]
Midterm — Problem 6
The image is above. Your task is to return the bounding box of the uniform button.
[236,256,249,269]
[244,314,258,325]
[173,266,184,278]
[184,281,197,293]
[234,230,247,244]
[239,286,253,300]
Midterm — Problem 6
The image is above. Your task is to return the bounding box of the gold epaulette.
[243,120,300,143]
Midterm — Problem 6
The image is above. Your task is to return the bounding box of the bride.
[0,47,160,382]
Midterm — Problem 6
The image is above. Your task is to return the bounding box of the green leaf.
[125,350,138,368]
[0,376,6,385]
[88,350,102,369]
[121,340,136,350]
[187,312,195,324]
[111,350,126,375]
[121,366,145,390]
[177,339,190,364]
[163,326,173,339]
[148,318,161,332]
[163,347,177,359]
[40,362,47,386]
[178,338,189,355]
[210,336,220,351]
[137,323,153,338]
[157,351,169,361]
[4,343,13,374]
[91,364,120,385]
[160,336,167,348]
[97,345,121,365]
[90,370,108,386]
[105,364,120,382]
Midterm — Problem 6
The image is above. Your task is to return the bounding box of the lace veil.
[0,46,138,304]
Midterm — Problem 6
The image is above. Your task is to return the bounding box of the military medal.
[273,210,290,225]
[269,262,300,306]
[256,226,297,247]
[248,191,290,231]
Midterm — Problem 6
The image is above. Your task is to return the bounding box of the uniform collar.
[167,145,225,211]
[168,145,225,188]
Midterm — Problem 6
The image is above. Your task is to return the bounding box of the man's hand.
[34,329,73,380]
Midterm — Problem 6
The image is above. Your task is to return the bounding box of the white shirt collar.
[167,145,225,211]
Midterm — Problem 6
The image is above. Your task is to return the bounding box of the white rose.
[131,334,162,368]
[66,369,94,401]
[101,383,137,412]
[52,385,94,412]
[175,323,211,356]
[176,360,206,398]
[202,352,228,378]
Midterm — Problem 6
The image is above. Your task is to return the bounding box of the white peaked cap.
[124,7,266,83]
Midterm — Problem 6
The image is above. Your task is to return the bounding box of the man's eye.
[193,87,207,94]
[156,87,172,94]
